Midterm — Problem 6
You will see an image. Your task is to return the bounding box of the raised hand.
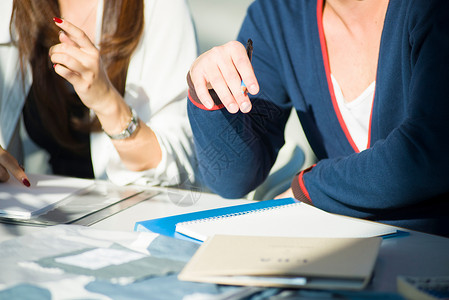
[49,17,137,142]
[189,41,259,114]
[49,17,117,115]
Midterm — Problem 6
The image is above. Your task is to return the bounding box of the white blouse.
[332,74,375,151]
[0,0,199,187]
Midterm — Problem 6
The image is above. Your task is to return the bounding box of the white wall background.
[187,0,254,53]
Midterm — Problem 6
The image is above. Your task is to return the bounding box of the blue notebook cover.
[134,198,297,243]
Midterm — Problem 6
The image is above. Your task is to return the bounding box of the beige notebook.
[179,235,382,290]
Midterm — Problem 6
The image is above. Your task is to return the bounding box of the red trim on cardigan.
[316,0,374,153]
[298,170,312,202]
[298,164,316,203]
[188,90,224,111]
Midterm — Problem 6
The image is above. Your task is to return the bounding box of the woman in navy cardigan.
[187,0,449,237]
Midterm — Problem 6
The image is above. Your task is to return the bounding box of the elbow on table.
[196,154,269,199]
[210,185,252,199]
[200,176,258,199]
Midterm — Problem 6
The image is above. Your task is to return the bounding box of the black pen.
[241,38,253,95]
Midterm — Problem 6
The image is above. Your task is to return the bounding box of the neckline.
[331,74,375,108]
[315,0,387,153]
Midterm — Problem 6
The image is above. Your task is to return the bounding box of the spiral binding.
[176,203,300,226]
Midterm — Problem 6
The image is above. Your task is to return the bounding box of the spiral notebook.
[175,201,398,242]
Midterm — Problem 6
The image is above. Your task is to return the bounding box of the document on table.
[179,235,382,290]
[0,173,93,219]
[175,202,398,242]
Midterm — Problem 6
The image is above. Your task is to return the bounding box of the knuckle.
[196,89,211,101]
[227,40,241,49]
[234,55,249,67]
[0,170,9,182]
[0,150,11,162]
[221,68,238,82]
[60,43,69,51]
[209,46,222,57]
[58,55,71,67]
[75,30,86,40]
[191,77,205,91]
[208,73,223,85]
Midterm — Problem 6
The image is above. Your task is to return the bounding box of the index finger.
[53,17,96,50]
[232,40,259,95]
[0,149,30,187]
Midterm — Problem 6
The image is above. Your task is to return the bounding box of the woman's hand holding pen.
[189,41,259,114]
[49,18,130,136]
[0,146,30,187]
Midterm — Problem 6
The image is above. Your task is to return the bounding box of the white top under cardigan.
[332,74,375,152]
[0,0,199,187]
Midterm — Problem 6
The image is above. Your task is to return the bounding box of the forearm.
[291,116,449,219]
[95,89,162,172]
[188,93,290,198]
[188,104,263,197]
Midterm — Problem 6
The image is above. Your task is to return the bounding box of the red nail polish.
[53,17,63,24]
[22,178,31,187]
[53,64,56,68]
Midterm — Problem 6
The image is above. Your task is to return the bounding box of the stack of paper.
[0,173,93,219]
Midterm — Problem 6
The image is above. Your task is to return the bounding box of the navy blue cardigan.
[187,0,449,236]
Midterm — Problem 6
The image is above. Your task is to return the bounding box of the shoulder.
[247,0,313,17]
[398,0,449,29]
[240,0,317,45]
[244,0,317,32]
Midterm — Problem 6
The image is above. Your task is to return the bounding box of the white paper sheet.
[176,202,397,241]
[55,248,146,270]
[0,173,93,218]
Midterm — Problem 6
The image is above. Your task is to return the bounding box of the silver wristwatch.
[104,106,140,140]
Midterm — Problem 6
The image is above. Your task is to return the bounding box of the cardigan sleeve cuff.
[187,72,224,111]
[291,164,315,205]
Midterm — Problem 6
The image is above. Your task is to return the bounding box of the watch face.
[104,107,139,140]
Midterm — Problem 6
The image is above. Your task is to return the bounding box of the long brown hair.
[10,0,144,150]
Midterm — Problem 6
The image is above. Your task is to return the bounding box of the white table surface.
[1,185,448,296]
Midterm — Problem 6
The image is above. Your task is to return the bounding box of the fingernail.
[53,17,63,24]
[240,101,252,113]
[53,64,56,68]
[248,84,258,94]
[205,100,214,109]
[229,103,239,113]
[22,178,31,187]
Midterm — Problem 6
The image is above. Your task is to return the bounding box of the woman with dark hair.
[0,0,198,187]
